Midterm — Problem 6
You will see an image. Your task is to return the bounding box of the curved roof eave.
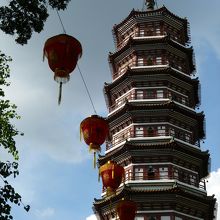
[113,6,188,33]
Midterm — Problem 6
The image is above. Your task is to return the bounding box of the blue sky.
[0,0,220,220]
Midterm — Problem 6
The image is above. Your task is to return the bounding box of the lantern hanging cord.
[77,64,97,115]
[56,9,67,34]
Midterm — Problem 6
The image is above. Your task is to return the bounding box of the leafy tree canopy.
[0,0,71,45]
[0,52,29,219]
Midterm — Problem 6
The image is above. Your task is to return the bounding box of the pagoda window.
[167,91,172,98]
[135,126,144,137]
[138,57,144,66]
[155,26,161,35]
[147,127,155,137]
[185,133,191,143]
[146,27,154,36]
[182,97,186,105]
[148,216,156,220]
[147,166,155,180]
[139,28,145,37]
[173,169,179,180]
[136,90,144,99]
[175,130,181,139]
[113,132,125,145]
[183,173,189,183]
[159,167,169,179]
[125,169,132,181]
[189,174,197,186]
[156,56,162,65]
[147,56,153,65]
[146,90,155,99]
[157,126,166,136]
[135,167,144,180]
[156,90,164,99]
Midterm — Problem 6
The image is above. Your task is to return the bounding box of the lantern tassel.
[112,164,114,179]
[58,82,62,105]
[93,151,96,169]
[98,168,100,182]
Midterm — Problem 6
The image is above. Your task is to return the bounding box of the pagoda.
[93,1,216,219]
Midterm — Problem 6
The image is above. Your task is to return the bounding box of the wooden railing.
[113,62,166,80]
[109,90,190,112]
[106,126,199,151]
[102,171,206,193]
[123,171,206,190]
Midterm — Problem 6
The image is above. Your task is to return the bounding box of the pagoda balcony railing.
[117,33,166,50]
[114,62,168,80]
[106,126,200,151]
[101,172,206,193]
[124,171,206,190]
[116,31,185,50]
[109,91,190,113]
[113,61,188,81]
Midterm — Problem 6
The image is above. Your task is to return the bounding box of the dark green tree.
[0,0,72,219]
[0,0,71,45]
[0,52,30,220]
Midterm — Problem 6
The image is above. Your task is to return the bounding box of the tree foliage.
[0,52,30,219]
[0,0,71,45]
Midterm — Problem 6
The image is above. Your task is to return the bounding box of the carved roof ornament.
[145,0,155,10]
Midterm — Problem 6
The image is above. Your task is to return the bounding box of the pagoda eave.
[94,185,215,219]
[109,35,193,59]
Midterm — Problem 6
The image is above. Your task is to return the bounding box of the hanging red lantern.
[80,115,109,167]
[99,161,124,195]
[116,198,137,220]
[43,34,82,104]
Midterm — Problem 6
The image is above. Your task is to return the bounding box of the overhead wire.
[56,9,67,34]
[77,64,97,115]
[55,10,97,114]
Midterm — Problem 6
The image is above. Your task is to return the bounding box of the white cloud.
[86,214,97,220]
[206,169,220,220]
[35,207,55,218]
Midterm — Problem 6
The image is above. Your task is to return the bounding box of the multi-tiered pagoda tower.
[93,1,216,219]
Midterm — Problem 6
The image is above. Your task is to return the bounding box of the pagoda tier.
[109,35,195,80]
[104,67,201,110]
[98,140,210,181]
[94,186,215,220]
[112,6,190,49]
[106,101,205,147]
[93,3,216,220]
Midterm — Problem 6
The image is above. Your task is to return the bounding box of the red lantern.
[99,161,124,195]
[43,34,82,104]
[80,115,109,167]
[116,199,137,220]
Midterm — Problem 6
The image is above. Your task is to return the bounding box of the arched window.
[148,166,155,180]
[135,127,144,137]
[147,127,154,137]
[147,56,153,65]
